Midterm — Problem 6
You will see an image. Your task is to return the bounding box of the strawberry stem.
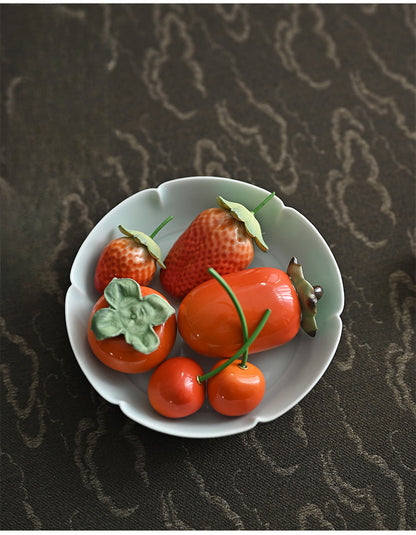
[207,267,249,366]
[150,215,174,238]
[252,191,275,214]
[197,308,271,384]
[118,217,173,269]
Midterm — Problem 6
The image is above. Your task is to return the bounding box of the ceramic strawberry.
[94,216,172,294]
[159,192,274,298]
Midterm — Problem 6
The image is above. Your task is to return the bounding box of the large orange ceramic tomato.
[88,279,177,373]
[177,267,302,358]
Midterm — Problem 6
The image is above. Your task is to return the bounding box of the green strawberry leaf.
[216,196,269,252]
[90,278,175,354]
[118,225,167,268]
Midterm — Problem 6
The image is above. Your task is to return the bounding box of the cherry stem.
[207,267,249,366]
[197,308,271,384]
[252,191,275,215]
[150,215,174,238]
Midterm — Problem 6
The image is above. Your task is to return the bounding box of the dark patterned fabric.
[1,4,415,530]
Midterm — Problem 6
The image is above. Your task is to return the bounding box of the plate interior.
[65,176,344,438]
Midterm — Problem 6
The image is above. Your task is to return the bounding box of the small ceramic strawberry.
[94,216,172,294]
[160,192,274,298]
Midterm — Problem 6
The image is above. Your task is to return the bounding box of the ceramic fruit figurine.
[94,216,173,294]
[177,258,323,358]
[159,192,275,298]
[88,277,176,373]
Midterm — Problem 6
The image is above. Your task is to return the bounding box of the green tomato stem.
[150,215,174,238]
[252,191,275,215]
[207,267,249,366]
[197,308,271,384]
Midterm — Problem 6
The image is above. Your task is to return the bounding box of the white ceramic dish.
[65,176,344,438]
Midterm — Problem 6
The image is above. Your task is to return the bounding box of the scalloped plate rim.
[65,176,344,438]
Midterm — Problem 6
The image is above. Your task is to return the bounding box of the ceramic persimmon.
[88,278,176,373]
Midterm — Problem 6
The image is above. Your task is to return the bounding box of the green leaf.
[141,293,177,326]
[125,326,160,354]
[216,196,269,251]
[90,308,124,340]
[118,226,166,268]
[104,277,142,309]
[90,278,175,354]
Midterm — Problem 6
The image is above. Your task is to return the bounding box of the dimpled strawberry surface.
[160,208,254,298]
[94,237,156,293]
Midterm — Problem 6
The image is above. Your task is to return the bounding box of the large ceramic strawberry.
[94,216,172,294]
[159,192,274,298]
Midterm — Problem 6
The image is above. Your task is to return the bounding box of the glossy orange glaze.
[148,357,205,418]
[177,267,301,358]
[87,286,177,373]
[207,359,265,416]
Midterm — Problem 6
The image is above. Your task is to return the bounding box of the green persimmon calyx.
[90,277,175,354]
[216,191,275,252]
[118,215,173,269]
[287,257,323,337]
